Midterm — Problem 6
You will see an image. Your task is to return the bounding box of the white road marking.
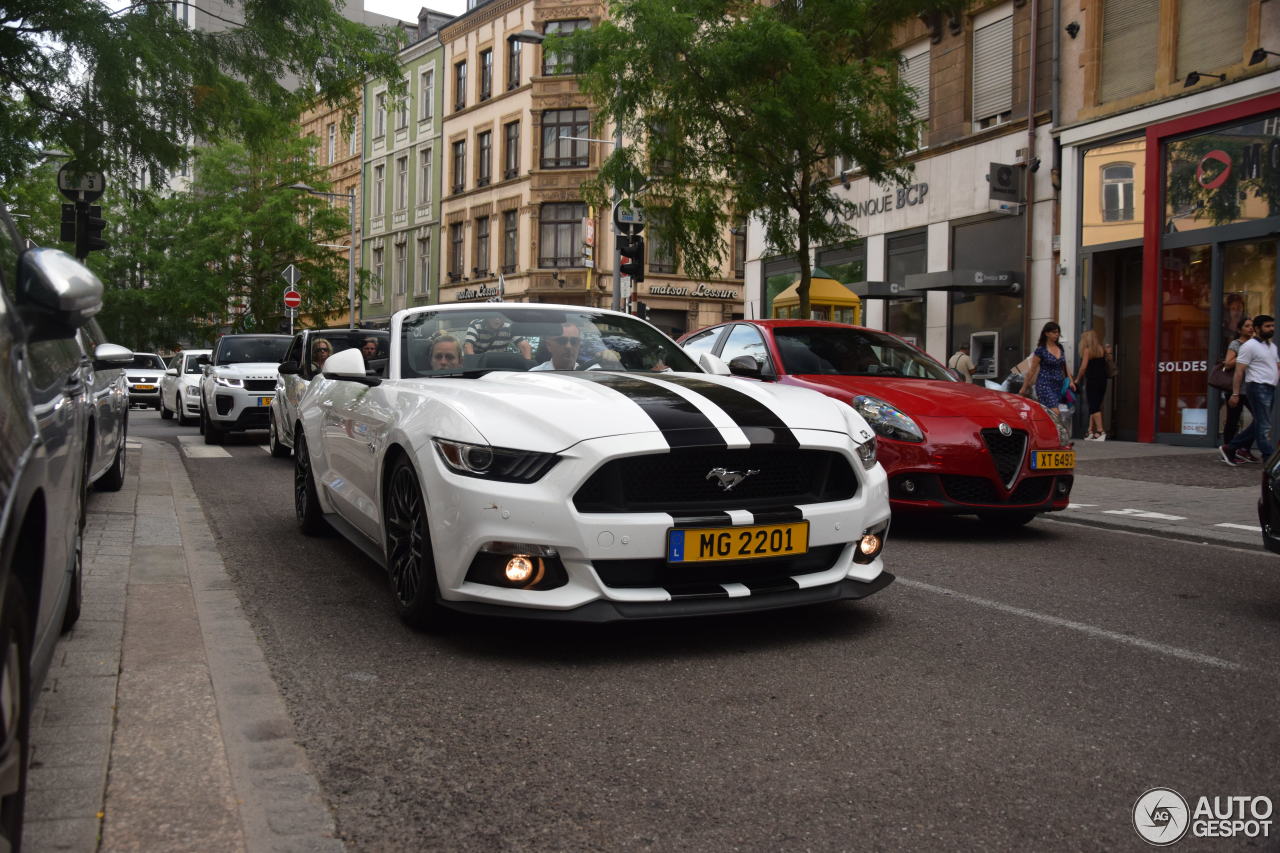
[1215,522,1262,532]
[1066,503,1097,509]
[1103,508,1186,521]
[896,577,1245,672]
[125,442,142,449]
[181,445,231,458]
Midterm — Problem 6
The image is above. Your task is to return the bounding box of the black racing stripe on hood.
[649,375,800,447]
[563,373,727,448]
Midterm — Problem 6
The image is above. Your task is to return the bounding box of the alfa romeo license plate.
[667,522,809,564]
[1030,450,1075,470]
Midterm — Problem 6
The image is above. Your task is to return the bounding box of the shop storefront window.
[1165,110,1280,234]
[1082,137,1147,246]
[887,231,926,345]
[1157,245,1212,435]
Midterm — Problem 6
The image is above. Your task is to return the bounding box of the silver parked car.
[76,318,133,492]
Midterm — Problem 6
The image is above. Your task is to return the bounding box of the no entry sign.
[283,289,301,309]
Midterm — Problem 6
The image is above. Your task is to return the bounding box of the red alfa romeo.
[679,319,1074,526]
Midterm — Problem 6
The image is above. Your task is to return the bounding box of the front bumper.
[206,389,274,431]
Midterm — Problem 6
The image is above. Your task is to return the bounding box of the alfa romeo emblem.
[706,467,759,492]
[998,422,1012,436]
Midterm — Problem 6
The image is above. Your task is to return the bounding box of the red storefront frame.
[1140,92,1280,442]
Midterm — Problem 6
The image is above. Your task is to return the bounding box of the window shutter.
[1100,0,1158,102]
[902,46,930,124]
[1176,0,1245,78]
[972,12,1013,123]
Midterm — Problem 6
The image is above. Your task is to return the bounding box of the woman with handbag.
[1019,321,1075,410]
[1072,329,1108,440]
[1220,317,1254,445]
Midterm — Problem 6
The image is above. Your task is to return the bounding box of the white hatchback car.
[292,304,891,628]
[158,348,211,425]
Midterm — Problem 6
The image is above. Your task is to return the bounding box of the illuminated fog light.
[902,479,916,494]
[858,534,882,557]
[505,555,535,583]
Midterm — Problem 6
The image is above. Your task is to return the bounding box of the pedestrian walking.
[1219,314,1279,466]
[1018,321,1075,410]
[1073,329,1109,440]
[1220,317,1254,446]
[948,343,975,383]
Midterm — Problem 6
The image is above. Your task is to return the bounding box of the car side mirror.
[321,348,381,387]
[728,355,764,379]
[93,343,133,371]
[165,367,179,376]
[697,352,730,375]
[16,248,104,342]
[278,361,301,376]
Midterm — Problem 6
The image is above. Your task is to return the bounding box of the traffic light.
[60,204,76,244]
[75,204,108,259]
[618,235,645,283]
[635,301,649,320]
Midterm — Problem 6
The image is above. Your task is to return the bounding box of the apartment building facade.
[436,0,743,339]
[1056,0,1280,443]
[361,11,453,325]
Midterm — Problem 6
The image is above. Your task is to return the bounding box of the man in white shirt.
[1221,314,1280,466]
[531,323,584,371]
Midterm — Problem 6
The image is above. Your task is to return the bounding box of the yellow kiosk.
[770,268,862,324]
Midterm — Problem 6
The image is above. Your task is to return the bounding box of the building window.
[503,121,520,179]
[732,221,746,279]
[474,216,490,276]
[419,148,432,206]
[477,130,492,186]
[1102,163,1135,221]
[449,222,465,280]
[349,112,358,157]
[326,123,336,164]
[507,38,521,90]
[394,94,408,131]
[374,92,386,137]
[417,236,431,295]
[372,164,384,216]
[454,60,467,111]
[395,156,407,210]
[648,119,674,175]
[649,225,677,275]
[901,40,929,149]
[479,49,492,101]
[539,202,586,267]
[451,139,466,194]
[420,69,434,121]
[542,20,589,75]
[1099,0,1158,102]
[1176,0,1246,81]
[540,109,589,169]
[503,209,517,272]
[972,4,1012,130]
[371,247,384,301]
[395,242,407,294]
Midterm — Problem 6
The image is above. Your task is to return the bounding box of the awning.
[901,269,1023,295]
[771,275,862,308]
[847,281,921,300]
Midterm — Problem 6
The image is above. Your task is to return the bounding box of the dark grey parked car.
[0,207,123,850]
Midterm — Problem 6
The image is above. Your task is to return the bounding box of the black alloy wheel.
[0,581,33,853]
[268,418,291,459]
[384,457,444,629]
[293,433,330,535]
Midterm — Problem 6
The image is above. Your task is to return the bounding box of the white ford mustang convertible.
[293,303,893,626]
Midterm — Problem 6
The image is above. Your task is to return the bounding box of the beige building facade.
[300,95,364,326]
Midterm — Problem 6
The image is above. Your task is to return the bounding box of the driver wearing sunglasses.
[531,322,591,371]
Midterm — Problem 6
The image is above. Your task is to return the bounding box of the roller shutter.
[1100,0,1158,102]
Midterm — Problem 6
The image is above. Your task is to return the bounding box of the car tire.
[384,456,447,630]
[268,418,291,459]
[202,408,222,445]
[978,511,1036,529]
[177,395,195,427]
[62,489,86,633]
[0,579,33,853]
[94,431,127,493]
[294,433,331,536]
[160,399,173,420]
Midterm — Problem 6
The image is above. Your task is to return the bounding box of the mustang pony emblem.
[706,468,760,491]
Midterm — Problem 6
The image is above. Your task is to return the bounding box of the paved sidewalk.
[24,438,342,852]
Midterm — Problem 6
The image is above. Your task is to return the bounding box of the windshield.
[399,307,697,378]
[214,336,291,365]
[128,354,166,370]
[773,326,954,381]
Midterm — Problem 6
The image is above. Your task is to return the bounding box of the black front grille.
[215,394,234,415]
[594,545,844,589]
[942,475,999,504]
[574,448,857,514]
[127,375,155,383]
[981,428,1027,486]
[244,379,276,392]
[1009,477,1053,504]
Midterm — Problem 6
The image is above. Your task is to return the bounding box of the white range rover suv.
[198,334,291,444]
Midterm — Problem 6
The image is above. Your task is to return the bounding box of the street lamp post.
[288,182,357,329]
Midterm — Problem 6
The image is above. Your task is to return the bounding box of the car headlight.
[1045,404,1070,446]
[855,435,878,469]
[432,438,559,483]
[214,375,243,387]
[851,395,924,443]
[185,385,201,396]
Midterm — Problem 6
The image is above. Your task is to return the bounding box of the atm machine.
[970,331,999,382]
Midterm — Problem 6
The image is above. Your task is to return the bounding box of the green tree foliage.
[93,132,358,348]
[562,0,938,317]
[0,0,403,183]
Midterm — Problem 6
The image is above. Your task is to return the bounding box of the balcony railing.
[538,256,583,269]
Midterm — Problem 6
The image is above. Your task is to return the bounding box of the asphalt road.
[131,409,1280,851]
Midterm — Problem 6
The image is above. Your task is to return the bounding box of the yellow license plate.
[135,384,154,391]
[1031,450,1075,470]
[258,396,273,406]
[667,522,809,563]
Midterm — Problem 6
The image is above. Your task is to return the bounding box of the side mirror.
[278,361,301,376]
[16,248,104,342]
[728,355,764,379]
[93,343,133,371]
[165,367,179,376]
[321,348,380,386]
[697,352,730,376]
